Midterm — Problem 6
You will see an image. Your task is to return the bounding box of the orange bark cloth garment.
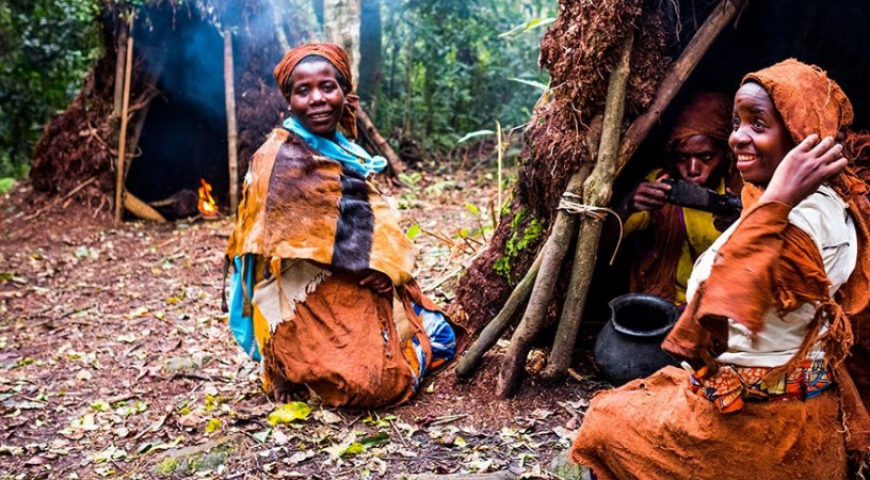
[272,43,360,139]
[628,92,739,303]
[573,60,870,478]
[264,270,441,408]
[226,129,415,285]
[570,367,847,480]
[227,128,466,408]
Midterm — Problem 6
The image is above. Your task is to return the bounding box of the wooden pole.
[543,32,634,381]
[224,31,240,212]
[614,0,744,177]
[269,0,291,52]
[114,15,135,226]
[112,22,128,119]
[495,167,592,398]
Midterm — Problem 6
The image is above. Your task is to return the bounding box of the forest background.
[0,0,553,185]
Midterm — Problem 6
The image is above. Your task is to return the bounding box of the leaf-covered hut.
[29,0,309,220]
[455,0,870,397]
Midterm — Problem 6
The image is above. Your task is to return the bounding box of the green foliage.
[376,0,552,154]
[0,178,14,193]
[0,0,102,178]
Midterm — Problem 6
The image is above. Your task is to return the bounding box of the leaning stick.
[614,0,745,177]
[114,15,134,226]
[543,31,634,381]
[497,33,634,398]
[455,248,543,377]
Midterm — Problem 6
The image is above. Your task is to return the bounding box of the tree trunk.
[323,0,361,86]
[358,0,382,110]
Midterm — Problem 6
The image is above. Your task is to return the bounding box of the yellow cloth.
[624,169,724,304]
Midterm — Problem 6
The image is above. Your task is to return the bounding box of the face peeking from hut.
[286,58,348,137]
[668,134,727,187]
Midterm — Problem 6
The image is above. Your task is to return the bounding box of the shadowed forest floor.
[0,170,601,479]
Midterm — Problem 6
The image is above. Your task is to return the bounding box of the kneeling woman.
[226,44,465,408]
[571,60,870,478]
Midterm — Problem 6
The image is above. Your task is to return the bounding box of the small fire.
[198,179,218,217]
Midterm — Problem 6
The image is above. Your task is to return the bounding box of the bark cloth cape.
[629,92,741,302]
[572,59,870,479]
[226,43,466,408]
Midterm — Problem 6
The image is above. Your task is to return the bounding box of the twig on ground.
[15,176,97,224]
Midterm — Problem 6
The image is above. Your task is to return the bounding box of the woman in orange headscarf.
[571,59,870,479]
[225,44,465,408]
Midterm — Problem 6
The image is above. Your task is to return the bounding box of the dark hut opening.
[125,7,229,207]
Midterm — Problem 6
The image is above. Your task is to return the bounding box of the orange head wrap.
[667,91,732,148]
[742,58,853,145]
[741,59,870,199]
[273,43,359,139]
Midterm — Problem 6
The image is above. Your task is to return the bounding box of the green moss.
[493,209,545,285]
[155,458,180,475]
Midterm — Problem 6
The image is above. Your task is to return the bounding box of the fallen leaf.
[205,418,222,433]
[92,444,127,463]
[285,450,315,464]
[267,402,311,426]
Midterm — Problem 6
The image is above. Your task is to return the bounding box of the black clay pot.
[594,293,680,385]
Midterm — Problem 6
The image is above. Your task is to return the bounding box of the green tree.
[376,0,552,152]
[0,0,101,178]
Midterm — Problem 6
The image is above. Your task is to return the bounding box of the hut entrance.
[125,10,229,208]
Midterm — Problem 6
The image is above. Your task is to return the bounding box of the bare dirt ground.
[0,170,600,480]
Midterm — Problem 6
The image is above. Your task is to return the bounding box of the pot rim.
[608,293,678,338]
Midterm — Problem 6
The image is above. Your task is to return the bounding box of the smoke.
[132,0,286,119]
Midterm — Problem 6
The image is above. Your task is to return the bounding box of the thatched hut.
[30,0,309,218]
[455,0,870,397]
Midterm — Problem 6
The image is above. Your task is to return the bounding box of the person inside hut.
[224,43,465,408]
[614,92,740,306]
[570,59,870,479]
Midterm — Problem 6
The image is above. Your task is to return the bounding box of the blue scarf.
[283,116,387,177]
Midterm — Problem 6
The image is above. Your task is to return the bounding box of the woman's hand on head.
[359,270,393,294]
[760,134,848,207]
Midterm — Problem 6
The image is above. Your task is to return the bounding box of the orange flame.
[198,179,218,216]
